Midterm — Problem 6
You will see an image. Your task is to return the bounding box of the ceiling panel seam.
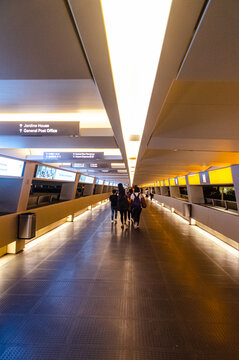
[65,0,95,82]
[176,0,211,79]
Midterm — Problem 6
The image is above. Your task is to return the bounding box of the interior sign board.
[35,165,76,182]
[79,174,94,184]
[72,163,85,168]
[0,121,80,136]
[0,156,25,177]
[44,152,104,160]
[72,152,104,160]
[199,171,210,185]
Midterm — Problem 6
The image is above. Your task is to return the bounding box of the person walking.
[150,191,154,201]
[118,183,129,229]
[109,189,118,223]
[131,185,144,229]
[126,188,133,223]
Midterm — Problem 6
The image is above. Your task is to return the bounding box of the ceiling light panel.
[111,163,125,168]
[101,0,172,183]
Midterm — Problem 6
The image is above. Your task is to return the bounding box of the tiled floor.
[0,201,239,359]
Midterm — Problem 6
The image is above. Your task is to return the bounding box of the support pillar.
[186,177,204,204]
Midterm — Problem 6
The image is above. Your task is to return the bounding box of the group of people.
[109,183,146,229]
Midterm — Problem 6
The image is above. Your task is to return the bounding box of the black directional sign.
[0,121,80,136]
[44,152,105,160]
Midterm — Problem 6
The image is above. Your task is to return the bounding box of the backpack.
[141,196,147,208]
[132,193,141,208]
[118,194,129,210]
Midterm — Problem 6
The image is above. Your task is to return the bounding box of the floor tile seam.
[89,222,131,281]
[1,208,109,304]
[27,312,178,320]
[0,295,53,316]
[2,224,97,295]
[0,312,76,318]
[64,345,191,353]
[65,341,189,351]
[1,314,76,320]
[0,344,192,351]
[6,339,70,346]
[69,295,170,299]
[6,314,76,344]
[5,342,189,354]
[30,294,89,316]
[141,209,198,358]
[0,208,109,300]
[44,210,111,296]
[0,313,25,319]
[150,201,239,285]
[70,316,184,326]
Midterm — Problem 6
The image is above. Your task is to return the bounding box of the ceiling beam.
[67,0,129,182]
[148,137,239,152]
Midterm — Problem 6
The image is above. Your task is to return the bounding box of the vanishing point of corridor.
[0,201,239,359]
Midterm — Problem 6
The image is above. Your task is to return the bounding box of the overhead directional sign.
[0,121,80,136]
[44,152,104,160]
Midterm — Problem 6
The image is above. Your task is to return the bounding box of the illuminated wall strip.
[209,167,233,184]
[144,166,235,188]
[178,176,186,186]
[187,173,201,185]
[169,178,176,186]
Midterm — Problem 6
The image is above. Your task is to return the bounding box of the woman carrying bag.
[131,186,146,229]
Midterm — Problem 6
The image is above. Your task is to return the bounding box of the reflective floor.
[0,201,239,359]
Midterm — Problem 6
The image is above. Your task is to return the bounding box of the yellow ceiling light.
[101,0,172,184]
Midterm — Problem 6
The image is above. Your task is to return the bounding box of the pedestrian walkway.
[0,201,239,359]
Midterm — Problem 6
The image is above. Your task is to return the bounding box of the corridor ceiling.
[0,0,239,185]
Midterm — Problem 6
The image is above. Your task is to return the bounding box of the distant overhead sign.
[79,175,94,184]
[44,152,104,160]
[0,121,80,136]
[71,163,85,168]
